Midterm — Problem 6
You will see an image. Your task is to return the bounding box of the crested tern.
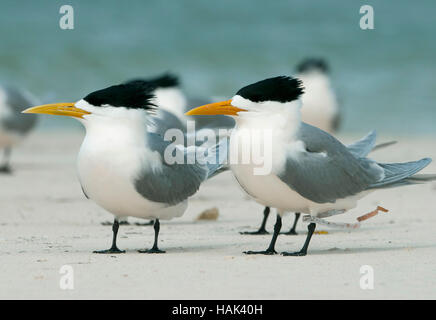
[23,81,227,254]
[241,58,341,235]
[120,74,228,227]
[186,76,436,256]
[0,84,38,173]
[296,58,340,134]
[101,74,187,227]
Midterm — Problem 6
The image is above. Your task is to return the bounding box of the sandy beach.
[0,129,435,299]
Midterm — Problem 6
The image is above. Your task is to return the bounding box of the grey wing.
[149,109,186,136]
[370,158,432,189]
[134,133,209,206]
[277,123,384,203]
[0,85,38,134]
[347,130,376,158]
[347,130,396,157]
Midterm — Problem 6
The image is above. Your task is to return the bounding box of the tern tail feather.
[372,140,397,151]
[347,130,377,158]
[369,158,434,189]
[346,130,396,158]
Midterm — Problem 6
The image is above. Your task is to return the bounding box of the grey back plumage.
[124,80,231,198]
[134,132,227,206]
[0,85,38,134]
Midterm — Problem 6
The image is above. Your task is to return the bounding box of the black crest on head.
[236,76,304,103]
[296,58,329,73]
[84,82,155,110]
[126,73,179,90]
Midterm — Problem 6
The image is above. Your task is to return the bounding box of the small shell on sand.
[196,207,219,221]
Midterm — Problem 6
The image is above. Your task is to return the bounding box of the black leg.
[281,212,301,235]
[244,214,282,255]
[101,220,130,226]
[0,147,12,174]
[282,223,316,256]
[138,219,165,253]
[94,218,125,254]
[240,207,270,235]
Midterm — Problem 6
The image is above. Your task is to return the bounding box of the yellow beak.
[22,103,91,118]
[185,99,246,116]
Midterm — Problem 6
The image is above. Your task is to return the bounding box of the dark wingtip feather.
[423,157,432,163]
[372,140,397,151]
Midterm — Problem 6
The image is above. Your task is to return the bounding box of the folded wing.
[277,123,384,203]
[134,133,227,206]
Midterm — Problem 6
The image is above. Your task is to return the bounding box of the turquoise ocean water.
[0,0,435,134]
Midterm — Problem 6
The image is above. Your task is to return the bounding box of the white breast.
[77,119,186,220]
[230,147,364,215]
[230,126,312,213]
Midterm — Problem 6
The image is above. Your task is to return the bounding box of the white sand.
[1,130,435,299]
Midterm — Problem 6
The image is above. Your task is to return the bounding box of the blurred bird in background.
[296,58,341,133]
[0,84,38,173]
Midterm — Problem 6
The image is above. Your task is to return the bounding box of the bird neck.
[235,102,302,138]
[81,113,149,150]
